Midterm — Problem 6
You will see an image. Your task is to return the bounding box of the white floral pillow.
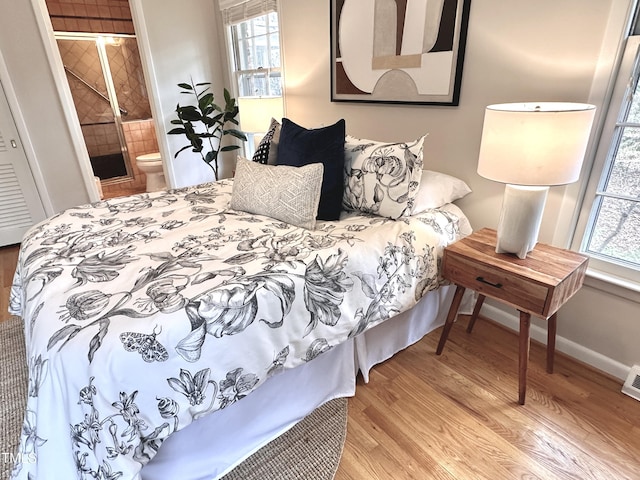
[343,134,425,219]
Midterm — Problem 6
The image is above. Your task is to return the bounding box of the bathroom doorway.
[56,33,133,182]
[44,0,160,199]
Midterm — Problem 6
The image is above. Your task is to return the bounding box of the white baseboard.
[481,304,629,381]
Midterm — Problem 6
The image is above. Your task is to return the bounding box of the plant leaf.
[205,151,218,163]
[225,128,247,141]
[174,145,191,158]
[180,109,202,122]
[199,93,214,111]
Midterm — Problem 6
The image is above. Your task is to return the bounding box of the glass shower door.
[56,36,130,181]
[104,37,152,121]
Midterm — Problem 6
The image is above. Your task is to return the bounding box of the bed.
[9,127,473,480]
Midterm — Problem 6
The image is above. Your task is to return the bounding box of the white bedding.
[143,285,459,480]
[9,179,471,479]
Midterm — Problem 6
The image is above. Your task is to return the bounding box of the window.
[219,0,282,156]
[575,31,640,285]
[582,39,640,267]
[230,13,282,97]
[219,0,282,98]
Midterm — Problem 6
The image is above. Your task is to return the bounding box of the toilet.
[135,152,166,192]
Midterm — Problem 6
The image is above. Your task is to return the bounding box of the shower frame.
[55,32,135,185]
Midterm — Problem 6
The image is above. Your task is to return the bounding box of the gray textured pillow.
[231,157,324,230]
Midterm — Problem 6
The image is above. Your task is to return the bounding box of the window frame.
[572,34,640,290]
[221,7,284,158]
[228,12,282,98]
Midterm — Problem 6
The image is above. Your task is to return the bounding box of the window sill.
[584,267,640,304]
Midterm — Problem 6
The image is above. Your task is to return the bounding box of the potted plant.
[168,79,247,181]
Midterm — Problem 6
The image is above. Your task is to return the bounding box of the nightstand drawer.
[443,251,549,315]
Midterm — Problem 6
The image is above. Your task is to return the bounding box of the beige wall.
[280,0,610,241]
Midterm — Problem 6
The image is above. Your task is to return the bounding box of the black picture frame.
[330,0,472,106]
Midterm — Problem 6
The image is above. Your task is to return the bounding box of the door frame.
[30,0,108,203]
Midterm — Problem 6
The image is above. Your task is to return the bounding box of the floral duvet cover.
[9,179,466,479]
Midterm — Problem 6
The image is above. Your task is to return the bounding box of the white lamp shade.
[237,96,283,133]
[477,102,596,186]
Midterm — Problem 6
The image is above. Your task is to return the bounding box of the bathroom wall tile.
[97,5,110,18]
[51,18,65,31]
[86,5,99,17]
[101,20,115,32]
[73,4,88,17]
[65,18,80,31]
[47,3,63,16]
[143,140,156,152]
[89,19,102,32]
[131,129,143,142]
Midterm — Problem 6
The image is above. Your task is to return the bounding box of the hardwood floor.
[335,318,640,480]
[101,181,146,200]
[1,244,19,321]
[2,245,639,479]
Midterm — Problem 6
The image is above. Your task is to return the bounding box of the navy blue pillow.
[277,118,346,221]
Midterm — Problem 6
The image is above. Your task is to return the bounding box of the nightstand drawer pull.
[476,276,502,288]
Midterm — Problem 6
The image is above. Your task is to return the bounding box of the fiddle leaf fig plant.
[168,79,247,180]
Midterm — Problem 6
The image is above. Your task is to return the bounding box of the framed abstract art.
[330,0,472,106]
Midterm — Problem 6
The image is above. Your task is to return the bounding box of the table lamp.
[237,96,284,152]
[477,102,596,259]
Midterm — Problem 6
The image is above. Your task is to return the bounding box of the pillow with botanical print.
[343,134,425,219]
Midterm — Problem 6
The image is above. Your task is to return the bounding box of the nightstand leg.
[436,285,466,355]
[547,313,557,374]
[466,294,486,333]
[518,311,531,405]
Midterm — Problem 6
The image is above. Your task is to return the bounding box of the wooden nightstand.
[436,228,588,405]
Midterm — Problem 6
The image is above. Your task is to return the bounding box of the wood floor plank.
[377,362,558,479]
[1,244,19,322]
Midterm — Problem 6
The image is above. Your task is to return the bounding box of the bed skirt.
[142,284,457,480]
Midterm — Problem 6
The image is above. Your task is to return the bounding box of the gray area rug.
[0,316,347,480]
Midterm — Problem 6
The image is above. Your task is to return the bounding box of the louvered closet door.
[0,81,46,246]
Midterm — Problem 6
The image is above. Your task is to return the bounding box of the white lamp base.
[496,184,549,259]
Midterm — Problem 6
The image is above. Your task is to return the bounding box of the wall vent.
[622,365,640,401]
